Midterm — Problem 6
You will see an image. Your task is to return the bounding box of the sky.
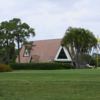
[0,0,100,40]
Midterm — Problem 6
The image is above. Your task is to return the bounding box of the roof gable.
[54,46,72,62]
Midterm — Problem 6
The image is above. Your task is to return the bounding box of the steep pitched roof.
[30,39,61,62]
[16,39,62,63]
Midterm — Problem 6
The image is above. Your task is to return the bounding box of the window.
[24,48,30,57]
[57,48,67,59]
[54,46,72,62]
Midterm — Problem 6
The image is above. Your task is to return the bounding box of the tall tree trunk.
[68,46,76,68]
[17,34,20,63]
[76,50,80,68]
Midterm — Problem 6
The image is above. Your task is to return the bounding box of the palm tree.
[62,27,97,68]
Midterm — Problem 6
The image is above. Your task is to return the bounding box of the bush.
[10,62,74,70]
[0,64,12,72]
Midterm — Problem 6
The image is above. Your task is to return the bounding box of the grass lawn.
[0,69,100,100]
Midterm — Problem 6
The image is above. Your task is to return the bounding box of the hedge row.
[10,63,74,70]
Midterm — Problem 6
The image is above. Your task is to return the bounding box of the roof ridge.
[33,38,62,42]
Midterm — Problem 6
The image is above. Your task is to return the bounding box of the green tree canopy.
[62,27,97,68]
[0,18,35,64]
[9,18,35,63]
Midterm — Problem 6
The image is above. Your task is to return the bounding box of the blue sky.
[0,0,100,40]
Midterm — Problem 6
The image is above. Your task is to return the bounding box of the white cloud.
[0,0,100,40]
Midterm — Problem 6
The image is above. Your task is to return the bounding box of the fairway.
[0,69,100,100]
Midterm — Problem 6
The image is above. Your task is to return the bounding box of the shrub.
[0,64,12,72]
[10,62,74,70]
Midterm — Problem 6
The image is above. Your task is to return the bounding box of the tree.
[62,27,97,68]
[9,18,35,63]
[0,21,15,63]
[0,18,35,64]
